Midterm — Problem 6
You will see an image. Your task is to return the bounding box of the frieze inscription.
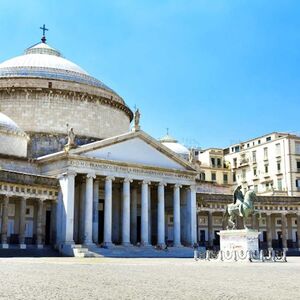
[69,159,195,181]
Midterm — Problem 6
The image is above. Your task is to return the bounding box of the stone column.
[189,185,197,245]
[92,179,99,244]
[157,182,166,247]
[1,195,9,248]
[83,173,96,245]
[297,213,300,251]
[266,213,273,250]
[130,187,138,244]
[141,180,150,246]
[58,171,76,244]
[208,211,213,247]
[36,199,44,248]
[104,176,115,247]
[19,197,27,249]
[148,186,152,244]
[281,213,288,249]
[122,178,132,246]
[173,184,182,247]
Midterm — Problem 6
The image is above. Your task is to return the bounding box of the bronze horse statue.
[224,190,260,229]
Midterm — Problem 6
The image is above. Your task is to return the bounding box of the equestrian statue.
[224,185,260,230]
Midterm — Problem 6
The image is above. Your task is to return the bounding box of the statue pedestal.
[218,229,260,253]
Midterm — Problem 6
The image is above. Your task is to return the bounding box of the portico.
[37,130,198,255]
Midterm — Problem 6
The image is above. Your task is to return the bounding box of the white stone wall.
[0,132,27,157]
[0,90,130,139]
[224,134,300,196]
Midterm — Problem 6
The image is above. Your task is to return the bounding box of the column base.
[141,242,152,248]
[102,242,115,249]
[0,243,9,249]
[122,242,133,247]
[37,244,44,249]
[19,244,26,249]
[173,243,183,248]
[155,243,166,249]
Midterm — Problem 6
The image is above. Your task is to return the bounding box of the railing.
[193,249,287,262]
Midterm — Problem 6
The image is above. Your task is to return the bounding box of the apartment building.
[196,148,232,186]
[224,132,300,196]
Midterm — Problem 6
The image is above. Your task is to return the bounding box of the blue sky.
[0,1,299,148]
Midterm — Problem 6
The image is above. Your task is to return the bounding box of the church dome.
[0,112,26,136]
[0,42,113,91]
[0,112,28,157]
[159,133,190,157]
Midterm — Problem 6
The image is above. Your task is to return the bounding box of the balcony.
[239,158,249,167]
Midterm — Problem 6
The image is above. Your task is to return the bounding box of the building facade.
[0,35,299,255]
[224,132,300,197]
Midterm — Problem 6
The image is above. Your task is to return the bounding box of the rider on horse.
[233,185,244,216]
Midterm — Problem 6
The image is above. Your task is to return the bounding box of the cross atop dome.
[40,24,49,43]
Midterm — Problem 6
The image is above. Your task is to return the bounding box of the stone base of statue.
[218,229,260,261]
[64,143,77,153]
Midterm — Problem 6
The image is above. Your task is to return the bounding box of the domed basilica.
[0,31,198,255]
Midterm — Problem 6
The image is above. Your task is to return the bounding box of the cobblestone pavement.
[0,257,299,300]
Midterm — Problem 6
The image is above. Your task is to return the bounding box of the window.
[277,179,282,191]
[266,136,271,142]
[211,157,215,167]
[200,172,205,181]
[233,172,236,182]
[265,165,269,174]
[247,143,250,148]
[295,142,300,154]
[223,173,228,184]
[253,168,257,176]
[296,178,300,191]
[217,158,222,167]
[233,158,237,168]
[211,172,216,181]
[252,151,256,163]
[258,140,261,145]
[297,160,300,172]
[264,147,268,160]
[277,162,281,172]
[263,231,267,242]
[275,143,281,156]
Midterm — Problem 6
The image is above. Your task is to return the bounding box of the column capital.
[123,177,133,183]
[265,212,272,216]
[174,183,182,188]
[57,170,77,180]
[158,182,167,187]
[86,172,96,179]
[105,176,115,182]
[142,180,151,185]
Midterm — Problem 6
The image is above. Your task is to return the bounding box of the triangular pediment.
[71,131,195,171]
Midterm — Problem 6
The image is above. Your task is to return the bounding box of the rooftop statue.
[224,185,260,230]
[132,108,141,132]
[64,125,77,152]
[188,148,195,164]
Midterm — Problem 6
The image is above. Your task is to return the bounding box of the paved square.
[0,257,299,299]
